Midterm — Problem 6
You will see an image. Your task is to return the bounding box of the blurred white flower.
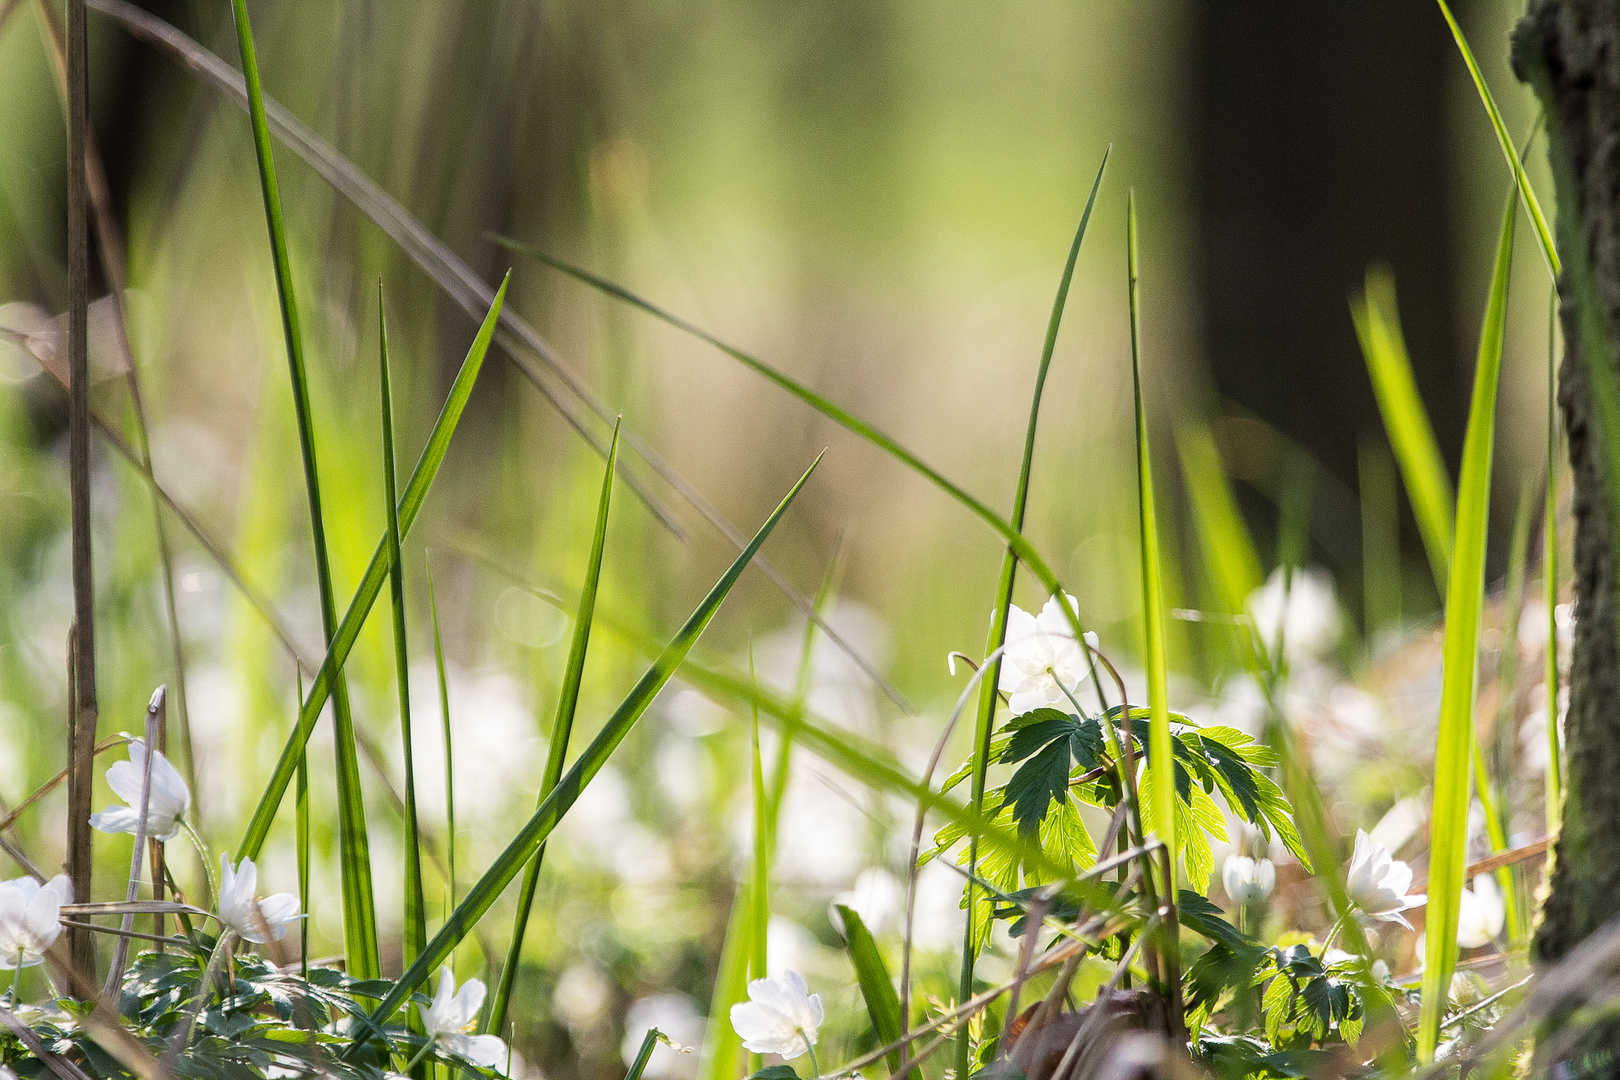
[831,867,903,937]
[0,875,70,969]
[89,737,191,842]
[622,993,703,1080]
[1368,797,1427,859]
[1456,874,1505,949]
[553,964,613,1034]
[1221,855,1275,905]
[1345,829,1425,928]
[999,593,1098,715]
[216,854,300,944]
[420,968,509,1069]
[1247,568,1341,662]
[730,970,823,1059]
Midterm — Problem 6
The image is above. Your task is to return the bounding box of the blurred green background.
[0,2,1559,1078]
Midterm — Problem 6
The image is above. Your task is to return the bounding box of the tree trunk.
[1513,1,1620,966]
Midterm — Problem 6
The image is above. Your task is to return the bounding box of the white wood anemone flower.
[729,969,824,1060]
[1221,854,1276,906]
[0,875,71,969]
[217,855,301,944]
[89,737,191,843]
[419,968,509,1069]
[998,593,1100,715]
[1345,829,1425,929]
[1456,874,1506,949]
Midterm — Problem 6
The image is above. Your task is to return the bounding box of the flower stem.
[802,1036,820,1080]
[180,819,217,902]
[403,1035,438,1074]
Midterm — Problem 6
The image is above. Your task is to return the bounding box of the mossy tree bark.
[1514,0,1620,966]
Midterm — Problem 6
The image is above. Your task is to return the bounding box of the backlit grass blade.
[956,150,1108,1073]
[1433,0,1558,281]
[697,884,752,1080]
[1176,422,1264,617]
[491,235,1093,649]
[354,454,823,1035]
[239,276,509,861]
[1358,438,1402,640]
[1352,269,1455,596]
[229,0,377,978]
[748,655,769,1075]
[1545,292,1563,833]
[833,904,902,1072]
[427,560,456,906]
[295,671,308,979]
[1419,190,1516,1061]
[486,419,621,1038]
[1129,192,1176,885]
[378,288,427,973]
[1493,476,1537,943]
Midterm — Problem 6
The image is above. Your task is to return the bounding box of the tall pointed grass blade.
[1352,270,1455,597]
[427,560,456,906]
[355,454,823,1035]
[487,420,621,1037]
[1176,422,1264,617]
[1419,191,1516,1061]
[698,882,751,1080]
[748,654,769,1074]
[229,0,378,978]
[1359,438,1402,640]
[955,151,1108,1075]
[1433,0,1558,281]
[833,904,902,1073]
[1545,292,1563,833]
[238,276,510,861]
[1492,477,1537,942]
[1128,193,1176,884]
[379,288,427,973]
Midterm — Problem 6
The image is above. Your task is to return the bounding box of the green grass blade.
[1176,422,1264,617]
[238,275,509,861]
[955,149,1108,1074]
[1492,476,1537,943]
[833,904,902,1072]
[1358,438,1402,639]
[427,559,455,908]
[698,889,751,1080]
[1434,0,1558,281]
[1352,269,1455,596]
[229,0,378,978]
[354,453,822,1035]
[487,419,621,1038]
[491,235,1090,645]
[1129,192,1176,884]
[747,653,769,1075]
[624,1028,663,1080]
[1545,292,1563,833]
[295,670,308,979]
[379,287,427,974]
[1419,191,1516,1061]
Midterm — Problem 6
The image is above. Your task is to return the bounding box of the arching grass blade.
[238,276,509,861]
[427,560,456,907]
[1352,268,1455,597]
[1419,190,1516,1061]
[1434,0,1558,281]
[229,0,377,978]
[486,419,621,1038]
[352,454,823,1037]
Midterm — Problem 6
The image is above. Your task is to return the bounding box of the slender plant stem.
[65,0,97,986]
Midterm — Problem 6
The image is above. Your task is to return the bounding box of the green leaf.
[832,904,902,1072]
[748,1068,801,1080]
[1128,190,1177,887]
[698,882,753,1080]
[1035,792,1098,878]
[487,420,621,1039]
[378,287,427,982]
[353,454,823,1038]
[238,275,509,861]
[229,0,378,979]
[1352,267,1455,596]
[1003,739,1072,838]
[1419,190,1516,1062]
[1176,423,1264,617]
